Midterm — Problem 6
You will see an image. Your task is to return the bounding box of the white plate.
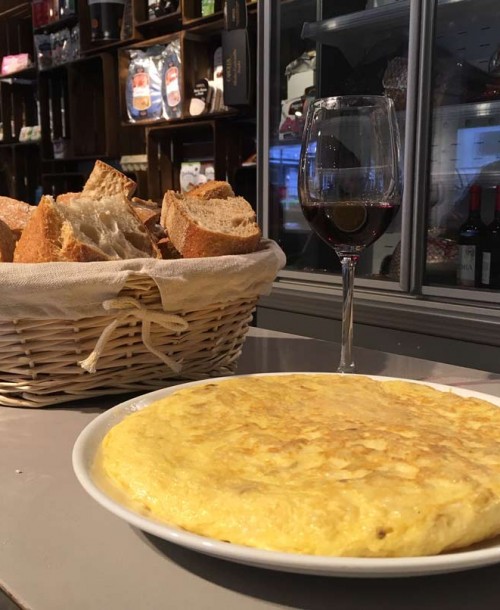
[72,373,500,578]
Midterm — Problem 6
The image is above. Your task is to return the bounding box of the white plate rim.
[72,372,500,578]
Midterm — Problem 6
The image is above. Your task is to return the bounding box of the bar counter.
[1,328,500,610]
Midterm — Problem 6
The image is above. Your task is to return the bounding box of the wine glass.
[298,95,402,373]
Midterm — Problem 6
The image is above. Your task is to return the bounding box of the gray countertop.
[1,328,500,610]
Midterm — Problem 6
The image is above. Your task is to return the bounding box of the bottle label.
[482,251,491,285]
[458,245,476,286]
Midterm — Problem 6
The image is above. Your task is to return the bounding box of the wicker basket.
[0,241,284,407]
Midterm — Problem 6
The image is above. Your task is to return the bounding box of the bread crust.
[0,196,34,240]
[157,236,182,259]
[14,196,65,263]
[160,182,235,229]
[14,194,161,263]
[83,160,137,199]
[164,192,261,258]
[56,192,82,205]
[0,218,15,262]
[130,198,161,231]
[187,180,235,200]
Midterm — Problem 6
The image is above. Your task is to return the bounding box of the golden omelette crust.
[97,375,500,557]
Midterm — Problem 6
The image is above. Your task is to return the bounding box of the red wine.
[301,202,398,251]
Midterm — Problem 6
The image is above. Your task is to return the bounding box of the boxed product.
[224,0,247,29]
[222,29,252,106]
[1,54,31,76]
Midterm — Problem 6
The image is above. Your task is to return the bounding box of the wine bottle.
[457,184,486,288]
[481,185,500,289]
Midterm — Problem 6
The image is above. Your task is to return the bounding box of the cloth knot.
[78,297,189,374]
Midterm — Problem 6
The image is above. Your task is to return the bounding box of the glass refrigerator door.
[266,0,411,283]
[424,0,500,293]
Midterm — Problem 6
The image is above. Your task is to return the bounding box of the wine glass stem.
[338,255,358,374]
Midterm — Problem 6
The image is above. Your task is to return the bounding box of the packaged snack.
[161,40,182,119]
[126,47,164,122]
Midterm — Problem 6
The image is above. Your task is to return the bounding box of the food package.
[1,54,31,76]
[161,40,183,120]
[126,47,164,123]
[180,162,215,192]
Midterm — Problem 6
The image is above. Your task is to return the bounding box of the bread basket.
[0,240,285,407]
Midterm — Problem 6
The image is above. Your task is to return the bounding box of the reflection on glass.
[267,1,408,282]
[425,0,500,290]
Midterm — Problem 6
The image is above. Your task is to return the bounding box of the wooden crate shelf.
[146,118,245,200]
[39,54,120,160]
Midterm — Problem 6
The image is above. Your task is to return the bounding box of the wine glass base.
[337,363,356,374]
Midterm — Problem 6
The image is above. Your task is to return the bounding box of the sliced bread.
[0,218,15,262]
[163,191,261,258]
[0,196,35,240]
[187,180,235,200]
[130,197,161,231]
[160,181,234,228]
[14,195,161,263]
[83,160,137,199]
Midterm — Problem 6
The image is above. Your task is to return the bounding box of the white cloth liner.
[0,240,285,319]
[0,240,286,374]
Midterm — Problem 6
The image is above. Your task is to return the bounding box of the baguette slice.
[163,191,261,258]
[83,160,137,199]
[0,218,15,262]
[0,196,35,240]
[14,195,161,263]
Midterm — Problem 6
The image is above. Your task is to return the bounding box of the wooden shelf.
[39,54,120,160]
[0,141,40,148]
[135,11,182,35]
[0,66,37,82]
[121,109,240,128]
[0,0,257,203]
[33,13,78,35]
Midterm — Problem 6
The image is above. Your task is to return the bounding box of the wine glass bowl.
[298,95,402,373]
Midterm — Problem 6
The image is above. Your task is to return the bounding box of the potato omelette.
[97,374,500,557]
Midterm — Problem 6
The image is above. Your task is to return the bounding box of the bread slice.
[14,195,161,263]
[160,182,235,229]
[157,236,182,260]
[130,197,161,231]
[163,191,261,258]
[0,218,15,262]
[83,160,137,199]
[187,180,235,200]
[0,196,35,240]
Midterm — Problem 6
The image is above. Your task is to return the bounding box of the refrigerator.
[256,0,500,371]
